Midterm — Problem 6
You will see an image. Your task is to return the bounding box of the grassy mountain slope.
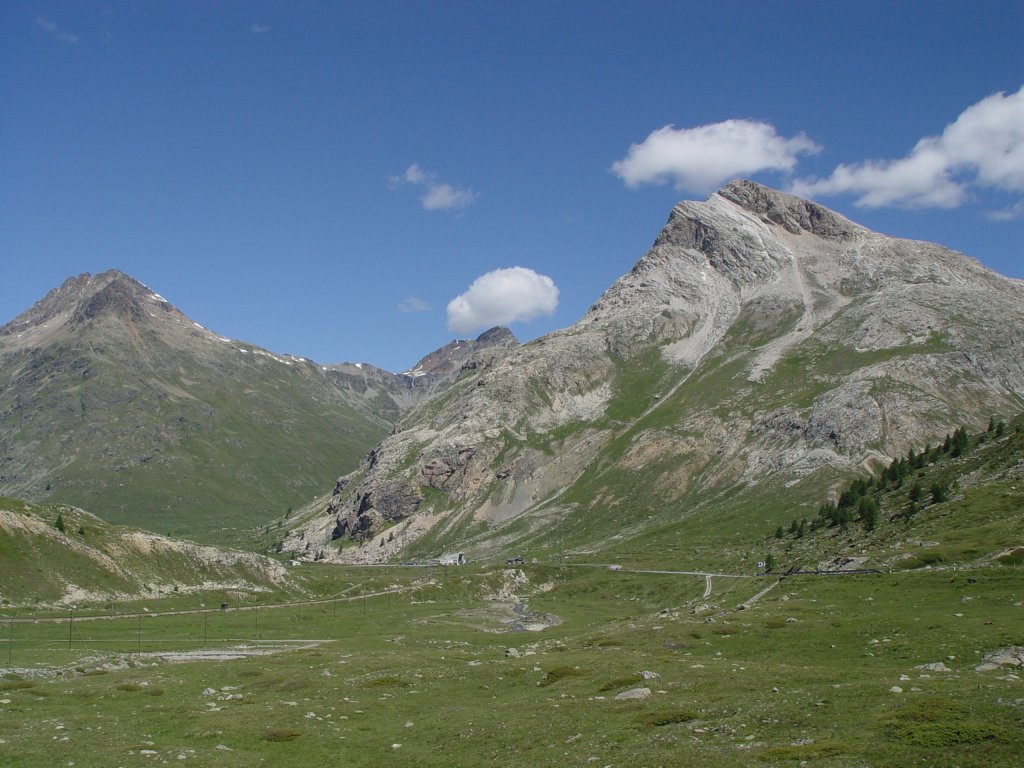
[0,496,290,606]
[761,413,1024,575]
[0,270,392,541]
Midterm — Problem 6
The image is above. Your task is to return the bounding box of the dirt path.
[736,579,780,610]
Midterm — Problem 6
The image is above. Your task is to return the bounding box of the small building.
[438,552,466,566]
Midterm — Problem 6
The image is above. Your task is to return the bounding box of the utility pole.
[137,614,142,653]
[8,621,12,666]
[68,609,73,649]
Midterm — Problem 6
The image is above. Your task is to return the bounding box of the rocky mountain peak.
[1,269,172,337]
[404,326,519,378]
[474,326,519,348]
[716,179,861,239]
[71,272,164,324]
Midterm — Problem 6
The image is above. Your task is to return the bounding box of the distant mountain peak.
[475,326,519,347]
[403,326,519,378]
[72,272,162,324]
[1,269,182,341]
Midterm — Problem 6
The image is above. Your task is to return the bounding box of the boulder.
[615,687,652,701]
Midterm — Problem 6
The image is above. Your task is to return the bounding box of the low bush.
[264,728,301,742]
[537,666,586,687]
[635,708,698,728]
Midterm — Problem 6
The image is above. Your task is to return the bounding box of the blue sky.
[3,1,1022,372]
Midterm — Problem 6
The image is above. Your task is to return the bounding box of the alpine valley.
[3,183,1024,768]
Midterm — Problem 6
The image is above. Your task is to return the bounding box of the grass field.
[1,562,1021,767]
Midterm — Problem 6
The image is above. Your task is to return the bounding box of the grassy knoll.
[1,563,1021,766]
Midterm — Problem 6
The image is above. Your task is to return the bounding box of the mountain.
[0,270,395,541]
[323,326,519,421]
[282,180,1024,565]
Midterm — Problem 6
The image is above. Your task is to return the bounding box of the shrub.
[599,673,644,692]
[264,728,302,742]
[635,708,698,728]
[366,675,410,687]
[0,680,34,691]
[759,741,848,760]
[881,697,1007,746]
[997,548,1024,566]
[537,666,586,686]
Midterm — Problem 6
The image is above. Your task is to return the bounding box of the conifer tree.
[951,426,969,457]
[859,496,880,531]
[909,482,923,503]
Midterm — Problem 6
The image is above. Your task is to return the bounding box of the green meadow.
[1,563,1021,767]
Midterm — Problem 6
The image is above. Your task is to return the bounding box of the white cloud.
[398,296,431,313]
[446,267,559,334]
[611,119,820,192]
[422,183,477,211]
[987,200,1024,222]
[404,164,427,184]
[36,16,78,44]
[390,163,478,212]
[792,86,1024,209]
[249,23,271,34]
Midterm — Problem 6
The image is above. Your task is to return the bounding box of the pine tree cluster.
[770,422,991,542]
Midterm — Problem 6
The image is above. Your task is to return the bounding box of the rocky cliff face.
[285,181,1024,564]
